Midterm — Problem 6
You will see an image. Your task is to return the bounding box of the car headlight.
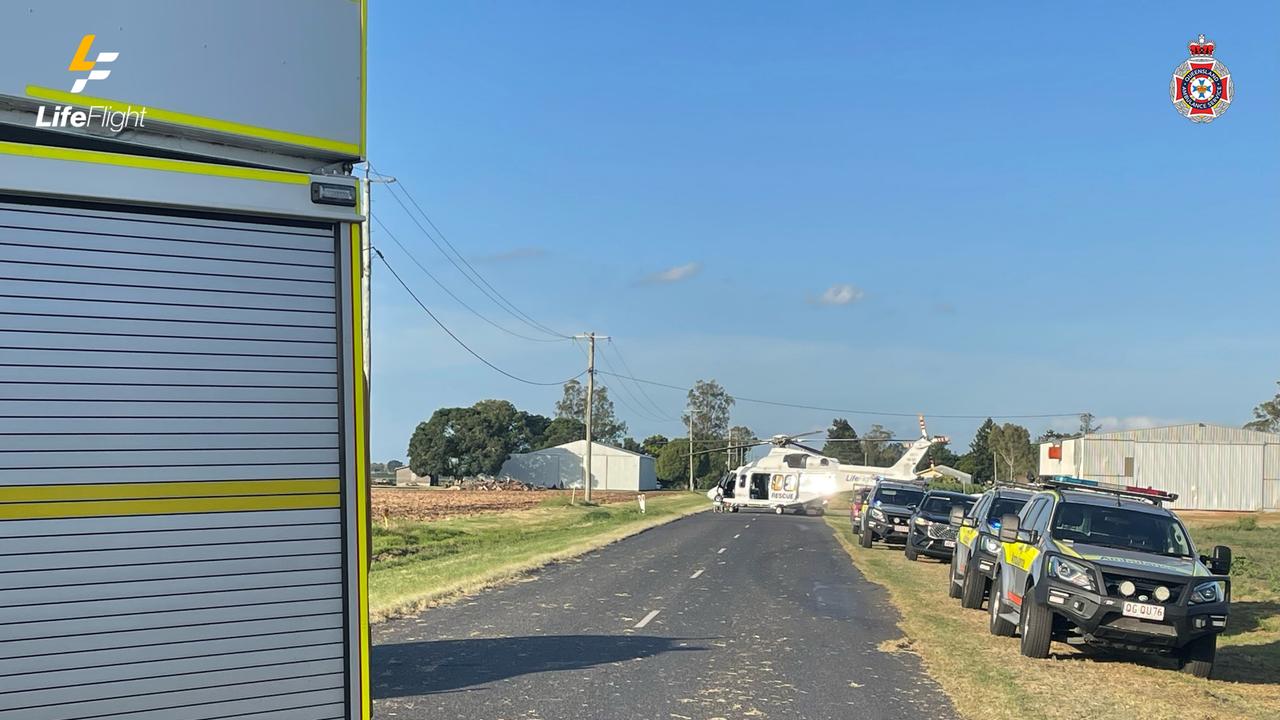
[981,535,1001,554]
[1190,580,1225,604]
[1047,556,1096,592]
[913,516,928,526]
[870,508,886,521]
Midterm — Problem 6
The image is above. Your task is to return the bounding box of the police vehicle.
[986,476,1232,677]
[905,490,974,561]
[858,479,927,548]
[948,485,1036,606]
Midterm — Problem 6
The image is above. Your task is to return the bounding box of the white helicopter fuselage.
[707,446,841,514]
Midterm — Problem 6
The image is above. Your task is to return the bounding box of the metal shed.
[501,441,658,491]
[1039,424,1280,511]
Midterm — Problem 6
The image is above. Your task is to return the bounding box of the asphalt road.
[372,510,956,720]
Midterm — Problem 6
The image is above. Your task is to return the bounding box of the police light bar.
[1044,475,1178,504]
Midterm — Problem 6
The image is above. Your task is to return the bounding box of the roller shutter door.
[0,199,351,720]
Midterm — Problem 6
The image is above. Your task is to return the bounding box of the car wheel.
[775,506,784,515]
[859,524,873,548]
[947,559,963,599]
[960,559,985,609]
[1179,635,1217,678]
[988,568,1016,637]
[1018,586,1052,658]
[904,541,918,561]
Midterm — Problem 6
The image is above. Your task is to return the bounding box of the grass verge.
[824,499,1280,720]
[370,491,706,622]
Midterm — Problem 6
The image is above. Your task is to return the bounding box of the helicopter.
[704,415,948,515]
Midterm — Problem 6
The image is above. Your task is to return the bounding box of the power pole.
[687,415,694,492]
[574,332,608,503]
[360,167,395,431]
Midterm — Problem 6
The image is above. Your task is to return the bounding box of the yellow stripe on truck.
[0,485,340,520]
[0,140,308,185]
[350,222,372,720]
[0,479,339,503]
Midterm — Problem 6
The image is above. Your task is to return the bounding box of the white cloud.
[814,283,865,306]
[643,261,701,284]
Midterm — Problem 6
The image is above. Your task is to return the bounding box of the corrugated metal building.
[1039,424,1280,511]
[501,440,658,491]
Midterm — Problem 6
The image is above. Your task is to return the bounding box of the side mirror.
[1016,529,1036,544]
[1209,545,1232,574]
[998,513,1021,543]
[948,506,966,526]
[962,517,976,528]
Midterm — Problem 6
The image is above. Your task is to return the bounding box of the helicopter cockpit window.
[784,454,807,469]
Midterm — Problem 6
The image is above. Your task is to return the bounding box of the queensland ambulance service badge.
[1170,34,1232,123]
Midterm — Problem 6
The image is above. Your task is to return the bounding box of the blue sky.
[366,2,1280,462]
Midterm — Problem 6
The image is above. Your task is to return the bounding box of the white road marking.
[717,547,726,554]
[733,534,740,539]
[634,610,660,629]
[690,569,704,579]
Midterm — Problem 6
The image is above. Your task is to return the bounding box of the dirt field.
[371,487,652,522]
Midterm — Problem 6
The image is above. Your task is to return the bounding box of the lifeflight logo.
[33,34,146,133]
[68,34,118,94]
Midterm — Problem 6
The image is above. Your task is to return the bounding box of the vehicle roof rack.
[991,481,1043,493]
[1039,475,1178,505]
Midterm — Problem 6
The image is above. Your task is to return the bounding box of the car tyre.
[988,568,1016,637]
[1018,586,1052,658]
[960,559,985,609]
[774,506,784,515]
[859,524,873,548]
[947,559,963,599]
[1179,635,1216,678]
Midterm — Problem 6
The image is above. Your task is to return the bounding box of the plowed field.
[372,487,648,522]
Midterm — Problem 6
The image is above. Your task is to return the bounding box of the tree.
[822,418,861,464]
[1037,429,1069,443]
[727,425,757,468]
[1244,382,1280,433]
[554,379,627,443]
[535,416,585,450]
[386,460,403,471]
[923,441,960,469]
[621,437,643,453]
[956,418,996,485]
[860,424,901,466]
[407,400,541,479]
[988,422,1035,483]
[683,379,733,444]
[656,438,707,488]
[1078,413,1101,435]
[641,434,669,457]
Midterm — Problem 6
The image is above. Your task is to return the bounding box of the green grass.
[369,492,706,621]
[823,496,1280,720]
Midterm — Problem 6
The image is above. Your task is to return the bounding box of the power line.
[372,168,570,340]
[372,214,567,344]
[595,344,682,425]
[375,248,584,387]
[594,369,1086,421]
[607,339,679,419]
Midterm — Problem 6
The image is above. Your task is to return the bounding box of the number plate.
[1122,601,1165,621]
[893,524,909,533]
[944,540,956,548]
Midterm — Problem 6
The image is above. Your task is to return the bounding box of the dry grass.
[825,501,1280,720]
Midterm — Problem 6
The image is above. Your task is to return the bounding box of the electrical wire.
[594,369,1087,420]
[373,214,567,344]
[606,338,679,419]
[596,344,683,425]
[375,248,584,387]
[371,167,570,340]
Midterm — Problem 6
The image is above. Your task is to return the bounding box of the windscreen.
[876,487,924,507]
[1052,503,1193,557]
[989,496,1030,520]
[921,495,974,515]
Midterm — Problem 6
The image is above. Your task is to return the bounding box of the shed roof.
[1047,423,1279,445]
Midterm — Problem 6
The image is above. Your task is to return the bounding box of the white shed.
[501,440,658,491]
[1039,423,1280,511]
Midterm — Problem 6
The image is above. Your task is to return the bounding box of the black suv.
[988,477,1232,677]
[858,479,926,548]
[905,490,975,561]
[949,485,1035,607]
